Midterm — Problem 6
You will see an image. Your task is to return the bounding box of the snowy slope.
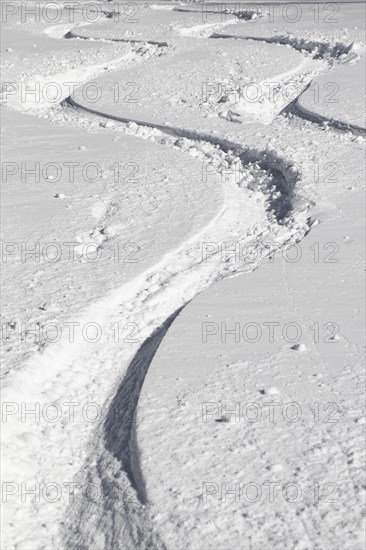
[1,108,222,378]
[1,1,365,549]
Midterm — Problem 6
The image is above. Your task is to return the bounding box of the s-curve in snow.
[1,2,365,550]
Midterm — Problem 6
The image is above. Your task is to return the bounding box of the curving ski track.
[211,32,365,136]
[3,10,365,549]
[282,89,366,136]
[59,22,361,548]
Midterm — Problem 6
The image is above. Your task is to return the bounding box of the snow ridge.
[64,29,169,47]
[212,32,355,62]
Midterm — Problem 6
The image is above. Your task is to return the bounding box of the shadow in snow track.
[103,307,184,505]
[64,29,168,47]
[281,90,366,137]
[211,33,354,61]
[173,6,261,20]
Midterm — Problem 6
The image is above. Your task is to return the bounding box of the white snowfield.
[1,1,365,549]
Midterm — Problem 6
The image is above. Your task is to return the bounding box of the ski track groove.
[64,29,169,47]
[283,93,366,137]
[210,32,355,60]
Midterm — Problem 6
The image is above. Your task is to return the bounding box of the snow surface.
[1,1,365,549]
